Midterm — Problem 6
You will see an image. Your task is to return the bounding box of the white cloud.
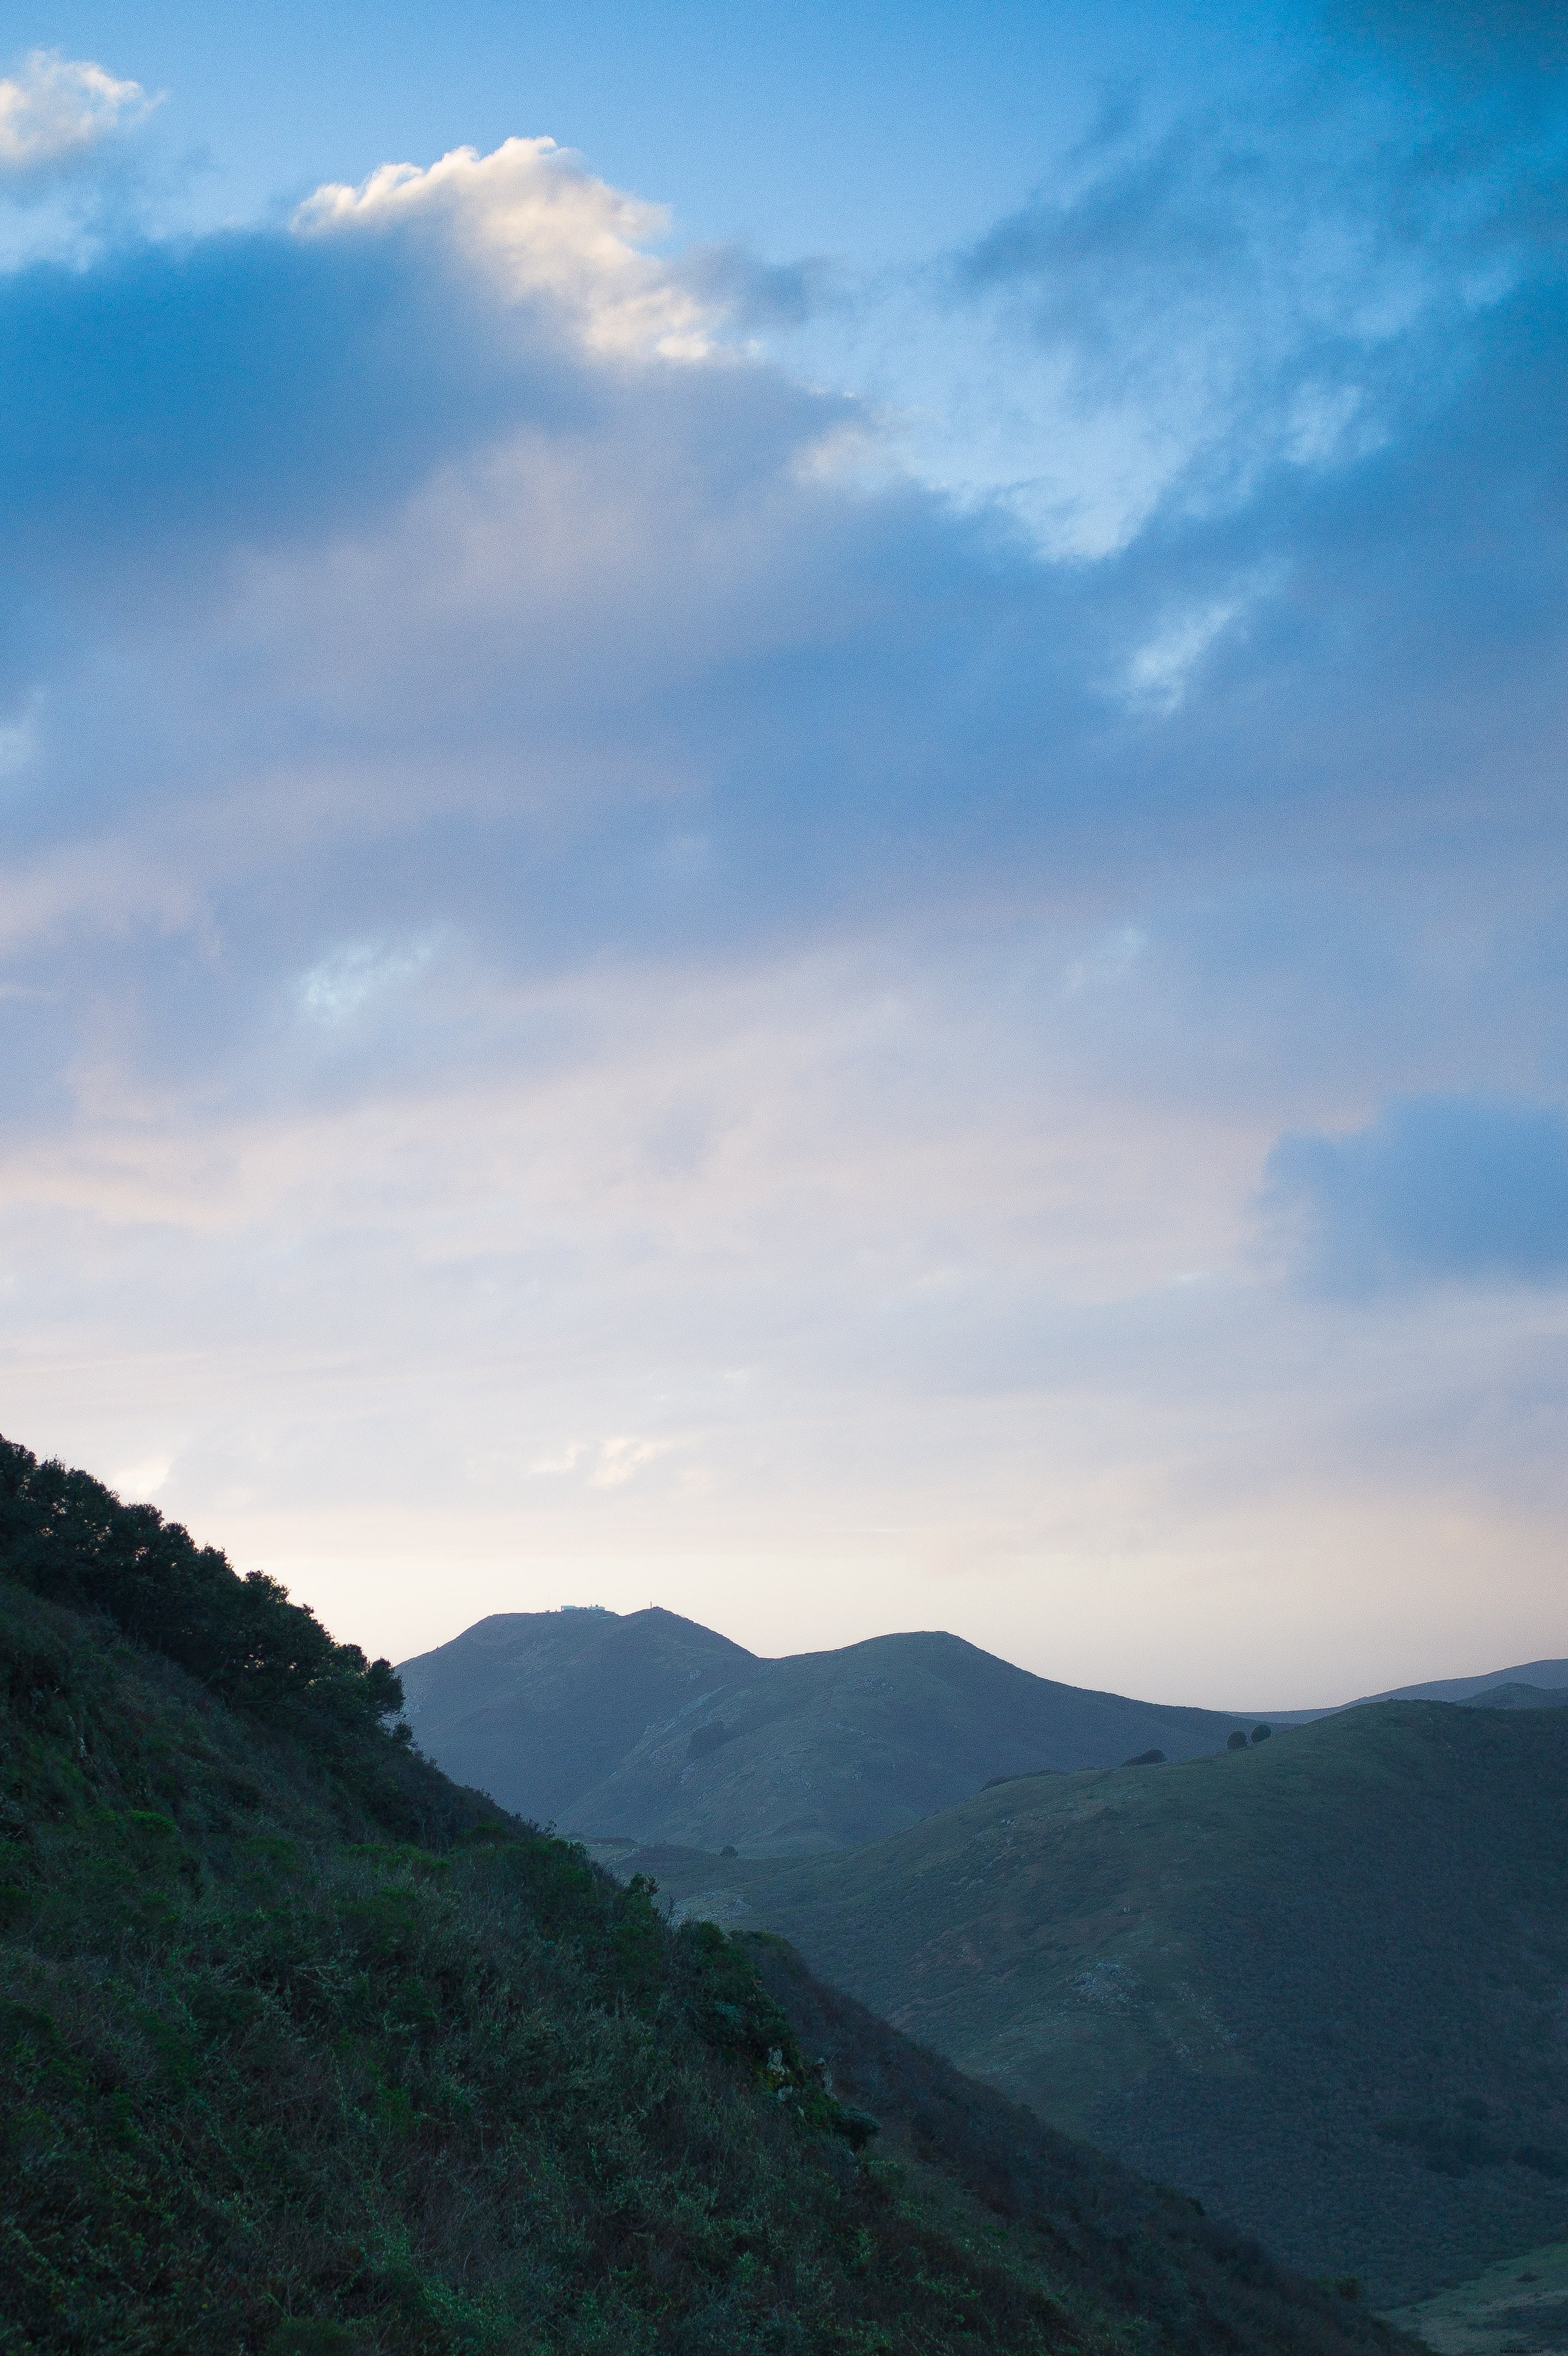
[298,937,438,1024]
[0,50,152,175]
[592,1436,671,1488]
[294,137,712,361]
[1122,596,1242,713]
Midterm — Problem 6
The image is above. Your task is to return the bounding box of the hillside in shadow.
[399,1608,1278,1852]
[0,1433,1410,2355]
[630,1703,1568,2305]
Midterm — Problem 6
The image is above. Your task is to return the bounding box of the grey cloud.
[1267,1097,1568,1294]
[0,226,586,686]
[949,47,1568,546]
[679,242,841,331]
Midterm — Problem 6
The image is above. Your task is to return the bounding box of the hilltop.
[0,1434,1407,2354]
[630,1703,1568,2307]
[399,1608,1276,1852]
[1362,1659,1568,1704]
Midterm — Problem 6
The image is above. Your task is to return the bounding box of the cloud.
[776,34,1568,557]
[297,937,439,1026]
[295,137,711,360]
[1267,1098,1568,1294]
[0,49,152,179]
[5,79,1568,1701]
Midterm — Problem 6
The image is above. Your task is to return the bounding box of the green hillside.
[399,1610,1274,1855]
[1460,1683,1568,1712]
[628,1707,1568,2306]
[0,1436,1406,2355]
[1385,2239,1568,2355]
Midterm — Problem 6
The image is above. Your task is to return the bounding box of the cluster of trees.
[1227,1725,1272,1750]
[0,1436,403,1736]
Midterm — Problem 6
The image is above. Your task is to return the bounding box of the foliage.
[0,1435,400,1740]
[640,1702,1568,2304]
[0,1571,1106,2354]
[0,1437,1432,2355]
[743,1937,1408,2356]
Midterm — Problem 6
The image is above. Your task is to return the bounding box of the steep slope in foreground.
[0,1439,1402,2356]
[634,1706,1568,2306]
[400,1608,1273,1853]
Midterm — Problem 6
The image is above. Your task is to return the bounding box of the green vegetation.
[633,1706,1568,2305]
[1384,2239,1568,2354]
[0,1439,1408,2354]
[400,1609,1278,1855]
[0,1437,402,1740]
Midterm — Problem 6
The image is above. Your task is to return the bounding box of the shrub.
[1251,1724,1273,1743]
[1227,1731,1248,1751]
[0,1435,401,1738]
[1123,1749,1166,1767]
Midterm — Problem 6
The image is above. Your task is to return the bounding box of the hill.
[1361,1659,1568,1704]
[1385,2238,1568,2355]
[399,1609,1277,1853]
[0,1434,1407,2355]
[627,1705,1568,2306]
[1460,1682,1568,1711]
[394,1605,755,1828]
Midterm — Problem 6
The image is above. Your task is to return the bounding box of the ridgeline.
[0,1434,1407,2355]
[397,1608,1276,1854]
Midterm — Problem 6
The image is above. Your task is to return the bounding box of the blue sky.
[3,2,1567,1703]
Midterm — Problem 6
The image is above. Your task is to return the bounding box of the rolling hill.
[1364,1659,1568,1703]
[398,1607,1283,1852]
[0,1432,1407,2355]
[626,1703,1568,2306]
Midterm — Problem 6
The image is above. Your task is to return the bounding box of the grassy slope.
[402,1612,1269,1856]
[629,1707,1568,2305]
[0,1566,1408,2356]
[1385,2239,1568,2354]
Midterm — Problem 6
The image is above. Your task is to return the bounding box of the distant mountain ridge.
[398,1606,1279,1853]
[1359,1656,1568,1703]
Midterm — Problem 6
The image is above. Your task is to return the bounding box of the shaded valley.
[628,1703,1568,2306]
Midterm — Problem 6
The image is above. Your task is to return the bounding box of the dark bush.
[1251,1724,1273,1743]
[1227,1731,1248,1751]
[0,1434,401,1737]
[720,1843,739,1857]
[1124,1748,1166,1766]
